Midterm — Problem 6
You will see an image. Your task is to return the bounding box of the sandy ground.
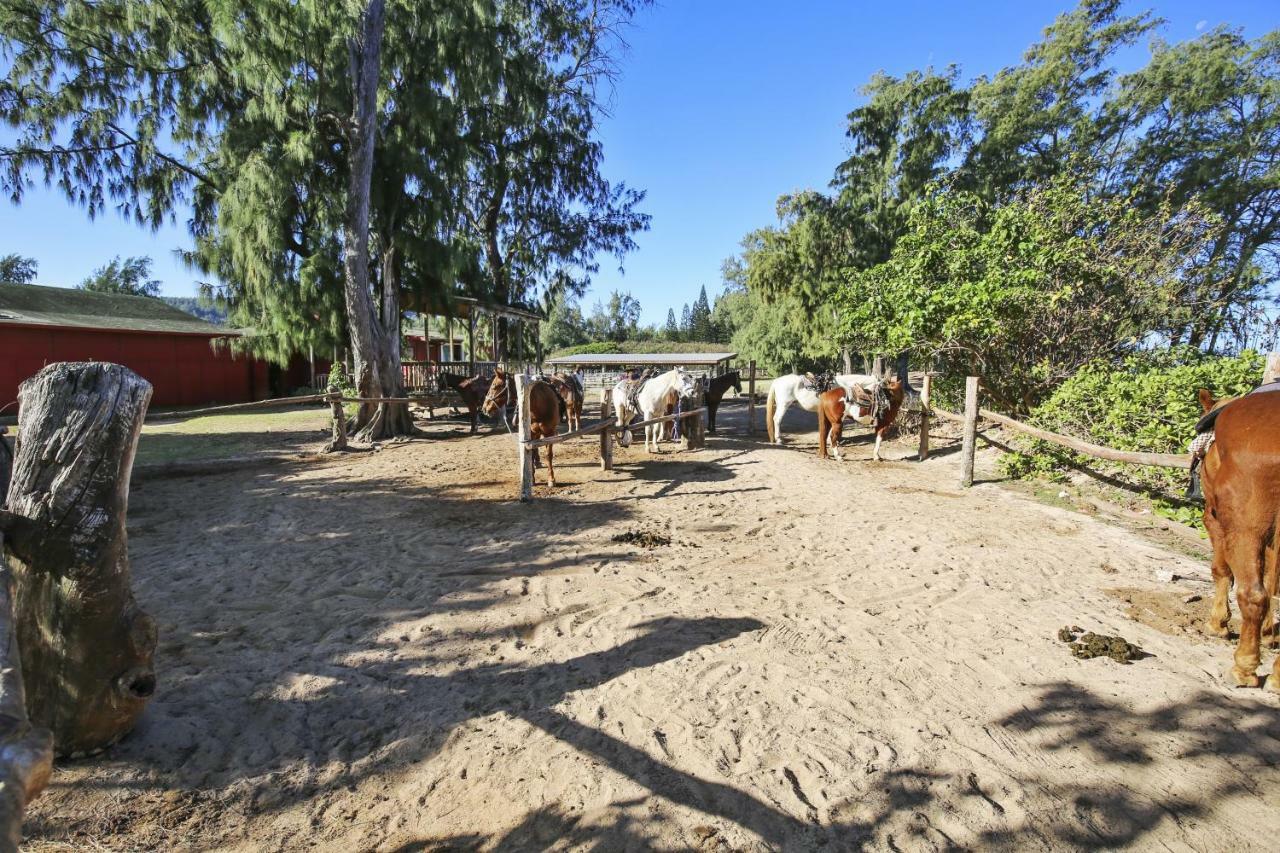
[24,401,1280,852]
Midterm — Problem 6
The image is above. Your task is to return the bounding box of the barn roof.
[546,352,736,367]
[0,283,232,336]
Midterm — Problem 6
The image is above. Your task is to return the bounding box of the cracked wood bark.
[2,363,157,757]
[0,551,53,852]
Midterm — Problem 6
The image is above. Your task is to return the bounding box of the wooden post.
[600,386,613,422]
[0,427,11,502]
[467,311,476,377]
[599,423,613,471]
[2,363,157,757]
[0,550,53,850]
[1264,352,1280,384]
[747,360,757,435]
[516,375,533,501]
[682,379,705,450]
[960,376,979,488]
[917,374,932,462]
[326,385,348,452]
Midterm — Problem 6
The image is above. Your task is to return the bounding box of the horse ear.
[1198,388,1215,413]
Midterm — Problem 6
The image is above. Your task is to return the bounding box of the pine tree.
[691,284,713,341]
[680,303,693,339]
[664,308,679,340]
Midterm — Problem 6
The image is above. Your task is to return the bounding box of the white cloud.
[1195,19,1208,31]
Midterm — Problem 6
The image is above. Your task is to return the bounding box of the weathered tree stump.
[0,427,11,504]
[0,363,157,758]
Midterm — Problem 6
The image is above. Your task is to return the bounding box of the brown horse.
[550,372,584,432]
[862,377,906,461]
[1197,386,1280,688]
[479,368,517,430]
[482,370,562,486]
[439,372,486,434]
[816,387,848,460]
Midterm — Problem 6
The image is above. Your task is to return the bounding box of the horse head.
[481,369,511,417]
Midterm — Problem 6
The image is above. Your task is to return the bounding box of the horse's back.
[1217,392,1280,470]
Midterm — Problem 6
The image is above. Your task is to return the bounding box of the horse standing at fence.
[438,372,487,434]
[479,368,517,430]
[550,372,585,432]
[816,388,850,460]
[483,373,562,487]
[611,368,697,453]
[864,377,906,462]
[705,370,742,434]
[1195,386,1280,689]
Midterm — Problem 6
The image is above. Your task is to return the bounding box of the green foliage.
[836,177,1212,412]
[78,255,162,297]
[0,254,37,283]
[586,290,642,342]
[540,291,589,352]
[1002,348,1264,521]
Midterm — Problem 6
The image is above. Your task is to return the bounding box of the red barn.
[0,283,269,411]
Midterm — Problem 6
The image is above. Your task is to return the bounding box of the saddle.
[810,371,836,394]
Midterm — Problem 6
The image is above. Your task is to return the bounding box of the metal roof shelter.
[547,352,736,368]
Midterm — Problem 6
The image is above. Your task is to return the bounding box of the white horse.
[766,372,882,445]
[612,368,697,453]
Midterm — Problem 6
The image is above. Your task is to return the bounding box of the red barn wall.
[0,325,268,411]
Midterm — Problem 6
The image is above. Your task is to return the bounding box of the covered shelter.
[545,351,738,393]
[401,292,545,387]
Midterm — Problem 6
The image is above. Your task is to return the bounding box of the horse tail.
[766,384,777,443]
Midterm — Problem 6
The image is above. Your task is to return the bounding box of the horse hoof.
[1207,622,1230,639]
[1232,666,1261,688]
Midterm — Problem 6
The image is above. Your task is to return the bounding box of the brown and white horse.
[1197,385,1280,688]
[816,387,849,460]
[815,377,906,461]
[482,369,563,487]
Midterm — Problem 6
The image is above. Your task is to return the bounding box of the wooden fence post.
[599,423,613,471]
[747,360,757,435]
[960,376,979,488]
[600,386,612,421]
[1264,352,1280,384]
[325,385,348,452]
[917,374,932,462]
[516,375,533,501]
[682,380,706,451]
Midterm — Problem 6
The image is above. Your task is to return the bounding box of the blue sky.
[2,1,1275,324]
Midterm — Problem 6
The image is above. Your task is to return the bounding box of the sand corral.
[24,402,1280,851]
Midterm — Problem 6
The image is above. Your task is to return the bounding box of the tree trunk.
[0,428,11,504]
[1,363,157,757]
[0,552,53,851]
[342,0,412,442]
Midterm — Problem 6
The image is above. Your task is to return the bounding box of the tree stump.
[1,363,157,757]
[0,427,11,504]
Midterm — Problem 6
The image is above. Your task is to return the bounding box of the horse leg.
[817,408,827,460]
[774,402,786,445]
[1208,549,1233,639]
[832,418,844,461]
[531,444,541,469]
[546,441,556,487]
[873,428,884,462]
[708,402,717,434]
[1229,530,1268,687]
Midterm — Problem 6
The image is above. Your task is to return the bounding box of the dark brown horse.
[816,387,848,460]
[549,371,585,432]
[1197,386,1280,688]
[483,370,562,486]
[705,370,741,434]
[438,371,486,433]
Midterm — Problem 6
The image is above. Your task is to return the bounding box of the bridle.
[482,374,513,413]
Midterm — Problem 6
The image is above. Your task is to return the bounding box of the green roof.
[0,283,234,336]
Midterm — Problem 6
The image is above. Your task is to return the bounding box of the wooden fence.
[923,375,1192,488]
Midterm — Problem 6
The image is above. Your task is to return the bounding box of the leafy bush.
[1002,347,1264,523]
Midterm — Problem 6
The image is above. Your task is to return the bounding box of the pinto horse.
[1196,385,1280,688]
[482,371,562,486]
[814,378,906,461]
[704,370,742,434]
[611,368,696,453]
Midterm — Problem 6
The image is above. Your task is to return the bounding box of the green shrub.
[1001,347,1264,524]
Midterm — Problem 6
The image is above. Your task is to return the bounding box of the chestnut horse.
[705,370,742,434]
[550,371,585,432]
[815,388,848,460]
[482,370,563,486]
[1197,385,1280,688]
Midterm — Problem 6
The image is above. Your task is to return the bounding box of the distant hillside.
[163,296,228,325]
[549,340,731,358]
